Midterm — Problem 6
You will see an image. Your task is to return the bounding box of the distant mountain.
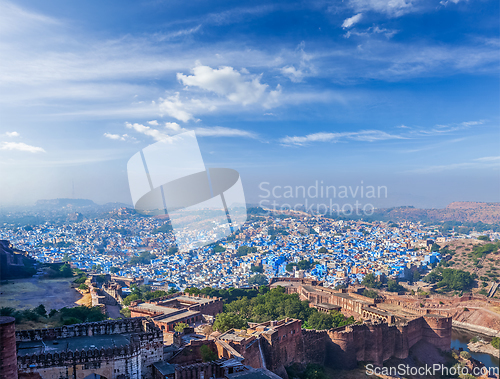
[373,202,500,224]
[35,198,96,208]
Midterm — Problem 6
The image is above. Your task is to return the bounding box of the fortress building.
[129,292,223,344]
[213,315,451,378]
[16,318,163,379]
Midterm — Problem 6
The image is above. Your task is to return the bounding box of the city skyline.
[0,0,499,208]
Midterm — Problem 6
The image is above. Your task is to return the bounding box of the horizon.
[0,0,499,209]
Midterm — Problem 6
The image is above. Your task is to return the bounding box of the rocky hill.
[373,202,500,224]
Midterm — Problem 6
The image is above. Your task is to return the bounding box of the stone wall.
[16,318,146,342]
[321,315,452,369]
[18,344,142,379]
[16,318,164,379]
[0,316,18,379]
[259,319,303,377]
[169,340,217,365]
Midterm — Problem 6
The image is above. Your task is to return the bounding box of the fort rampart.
[16,318,164,379]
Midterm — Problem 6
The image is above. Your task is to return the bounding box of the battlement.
[17,343,141,369]
[16,317,164,379]
[16,317,147,342]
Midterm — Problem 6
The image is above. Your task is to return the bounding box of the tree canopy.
[237,246,257,257]
[213,312,248,332]
[248,274,268,286]
[129,251,157,265]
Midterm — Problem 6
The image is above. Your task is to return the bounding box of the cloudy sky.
[0,0,499,209]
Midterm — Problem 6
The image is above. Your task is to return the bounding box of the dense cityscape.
[2,207,499,292]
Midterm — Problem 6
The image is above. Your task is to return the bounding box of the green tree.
[248,274,268,286]
[213,313,248,332]
[174,322,189,332]
[307,312,333,330]
[363,289,378,298]
[431,243,441,252]
[237,246,257,257]
[78,283,89,291]
[152,223,173,234]
[63,317,82,325]
[413,271,421,282]
[110,267,120,274]
[460,351,471,360]
[213,244,226,253]
[387,280,406,293]
[200,344,217,362]
[251,265,264,273]
[478,235,490,241]
[129,251,157,265]
[33,304,47,317]
[423,270,441,284]
[441,268,474,291]
[74,275,87,284]
[123,293,141,306]
[303,364,327,379]
[120,307,131,318]
[491,337,500,349]
[167,246,179,255]
[331,310,355,328]
[362,273,381,289]
[91,264,102,273]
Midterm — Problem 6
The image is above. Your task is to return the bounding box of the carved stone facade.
[16,318,164,379]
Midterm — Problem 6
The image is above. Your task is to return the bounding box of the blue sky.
[0,0,499,209]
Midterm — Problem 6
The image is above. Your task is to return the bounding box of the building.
[129,292,223,343]
[16,318,164,379]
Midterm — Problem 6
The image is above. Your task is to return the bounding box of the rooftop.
[17,334,131,356]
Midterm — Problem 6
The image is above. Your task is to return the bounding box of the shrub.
[200,344,217,362]
[174,322,189,333]
[491,337,500,349]
[460,351,471,360]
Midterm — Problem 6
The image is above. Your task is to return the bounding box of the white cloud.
[280,130,405,145]
[264,85,282,109]
[125,122,257,141]
[347,0,415,17]
[147,120,159,126]
[342,13,363,28]
[158,92,197,123]
[177,64,275,106]
[153,25,202,41]
[0,142,45,153]
[194,126,258,138]
[474,156,500,162]
[4,131,20,137]
[279,42,315,83]
[103,132,133,141]
[440,0,463,6]
[125,122,171,142]
[414,120,485,136]
[165,122,181,131]
[280,66,304,83]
